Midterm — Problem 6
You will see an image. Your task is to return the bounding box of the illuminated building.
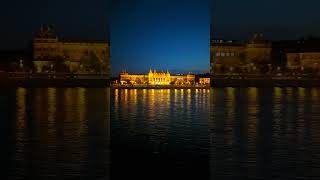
[287,52,320,71]
[119,69,195,85]
[210,26,272,74]
[32,25,110,76]
[199,78,210,85]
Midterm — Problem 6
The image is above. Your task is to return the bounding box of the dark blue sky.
[1,0,320,75]
[111,0,211,75]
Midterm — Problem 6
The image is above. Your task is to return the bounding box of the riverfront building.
[120,69,195,85]
[210,32,272,74]
[287,52,320,71]
[32,25,110,76]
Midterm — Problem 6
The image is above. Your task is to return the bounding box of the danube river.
[1,88,320,179]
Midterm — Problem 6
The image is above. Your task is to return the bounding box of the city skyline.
[1,0,320,76]
[2,1,320,179]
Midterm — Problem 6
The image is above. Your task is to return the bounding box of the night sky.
[1,0,320,76]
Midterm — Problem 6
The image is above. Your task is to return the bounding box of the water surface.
[1,88,110,179]
[1,88,320,179]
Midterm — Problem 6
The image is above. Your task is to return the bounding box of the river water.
[1,88,320,179]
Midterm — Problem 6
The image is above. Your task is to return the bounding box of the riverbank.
[211,78,320,87]
[111,85,210,89]
[0,78,110,88]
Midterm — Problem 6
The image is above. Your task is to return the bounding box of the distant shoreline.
[0,78,110,88]
[0,75,319,88]
[111,85,210,89]
[1,79,318,88]
[211,78,320,87]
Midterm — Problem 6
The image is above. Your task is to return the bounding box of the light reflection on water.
[2,88,110,179]
[111,89,210,179]
[1,88,320,179]
[210,87,320,179]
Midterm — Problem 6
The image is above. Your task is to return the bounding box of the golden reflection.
[225,87,235,146]
[247,88,258,169]
[248,87,257,99]
[131,89,138,105]
[195,89,199,105]
[149,89,156,120]
[15,88,27,163]
[124,89,128,102]
[273,87,282,142]
[274,87,282,98]
[115,89,119,97]
[180,89,184,101]
[47,88,56,131]
[297,87,306,143]
[187,89,191,112]
[174,89,178,104]
[166,89,171,109]
[114,89,119,112]
[248,87,258,119]
[16,88,27,134]
[78,88,87,135]
[311,88,319,97]
[298,87,306,97]
[226,88,235,101]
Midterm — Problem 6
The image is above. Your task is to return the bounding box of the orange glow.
[119,69,195,85]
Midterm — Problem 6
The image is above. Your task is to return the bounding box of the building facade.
[33,25,110,76]
[210,33,272,74]
[199,78,210,85]
[287,52,320,71]
[120,69,195,85]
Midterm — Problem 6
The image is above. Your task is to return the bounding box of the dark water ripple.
[0,88,110,180]
[1,88,320,179]
[210,88,320,180]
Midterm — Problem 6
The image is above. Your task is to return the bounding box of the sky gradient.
[1,0,320,76]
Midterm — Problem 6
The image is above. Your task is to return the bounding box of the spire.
[149,68,153,74]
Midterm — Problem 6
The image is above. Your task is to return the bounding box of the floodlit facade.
[120,69,195,85]
[32,25,110,76]
[199,78,210,85]
[210,32,272,74]
[287,52,320,70]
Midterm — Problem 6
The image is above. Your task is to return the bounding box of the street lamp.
[19,59,23,69]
